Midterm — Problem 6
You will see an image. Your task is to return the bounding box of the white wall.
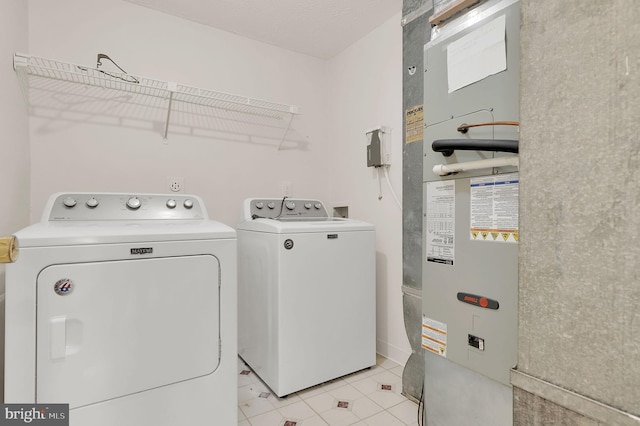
[27,0,330,226]
[327,12,410,364]
[0,0,30,402]
[22,0,408,369]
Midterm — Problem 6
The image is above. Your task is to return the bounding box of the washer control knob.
[255,201,265,209]
[63,197,77,208]
[86,197,99,208]
[314,203,322,209]
[166,199,177,209]
[285,201,296,210]
[126,197,141,210]
[183,199,194,209]
[304,203,312,209]
[267,202,276,209]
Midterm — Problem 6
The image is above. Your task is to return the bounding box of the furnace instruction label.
[426,180,455,264]
[470,172,519,243]
[422,316,447,357]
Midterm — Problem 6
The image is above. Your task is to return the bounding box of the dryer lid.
[14,220,235,247]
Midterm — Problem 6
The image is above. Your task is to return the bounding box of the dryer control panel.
[46,193,206,221]
[246,198,328,220]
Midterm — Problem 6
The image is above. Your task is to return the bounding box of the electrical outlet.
[281,181,292,197]
[168,177,184,193]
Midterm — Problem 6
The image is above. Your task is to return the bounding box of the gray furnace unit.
[422,0,520,424]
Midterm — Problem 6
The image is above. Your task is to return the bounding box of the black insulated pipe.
[432,139,519,157]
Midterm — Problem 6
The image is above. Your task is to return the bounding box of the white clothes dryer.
[5,193,237,426]
[237,198,376,397]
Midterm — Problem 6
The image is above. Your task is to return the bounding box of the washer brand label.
[327,234,338,239]
[130,247,153,255]
[53,279,73,296]
[2,404,68,425]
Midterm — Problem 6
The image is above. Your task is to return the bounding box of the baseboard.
[376,339,411,367]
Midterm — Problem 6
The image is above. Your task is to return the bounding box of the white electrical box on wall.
[366,126,391,168]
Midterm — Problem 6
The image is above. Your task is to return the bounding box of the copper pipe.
[457,121,519,133]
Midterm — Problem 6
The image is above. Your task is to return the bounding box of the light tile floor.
[238,354,420,426]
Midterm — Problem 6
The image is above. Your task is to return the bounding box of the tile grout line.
[239,355,418,425]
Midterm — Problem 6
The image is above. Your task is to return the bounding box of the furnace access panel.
[422,0,520,387]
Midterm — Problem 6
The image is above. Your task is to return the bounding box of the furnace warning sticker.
[422,316,447,357]
[469,172,519,243]
[405,104,424,144]
[426,180,455,265]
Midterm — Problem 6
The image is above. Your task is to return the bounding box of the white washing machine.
[5,193,237,426]
[237,198,376,397]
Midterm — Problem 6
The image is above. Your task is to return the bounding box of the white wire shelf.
[13,53,300,146]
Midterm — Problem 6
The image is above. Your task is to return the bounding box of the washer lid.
[237,217,373,233]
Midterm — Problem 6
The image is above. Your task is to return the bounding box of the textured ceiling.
[125,0,402,59]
